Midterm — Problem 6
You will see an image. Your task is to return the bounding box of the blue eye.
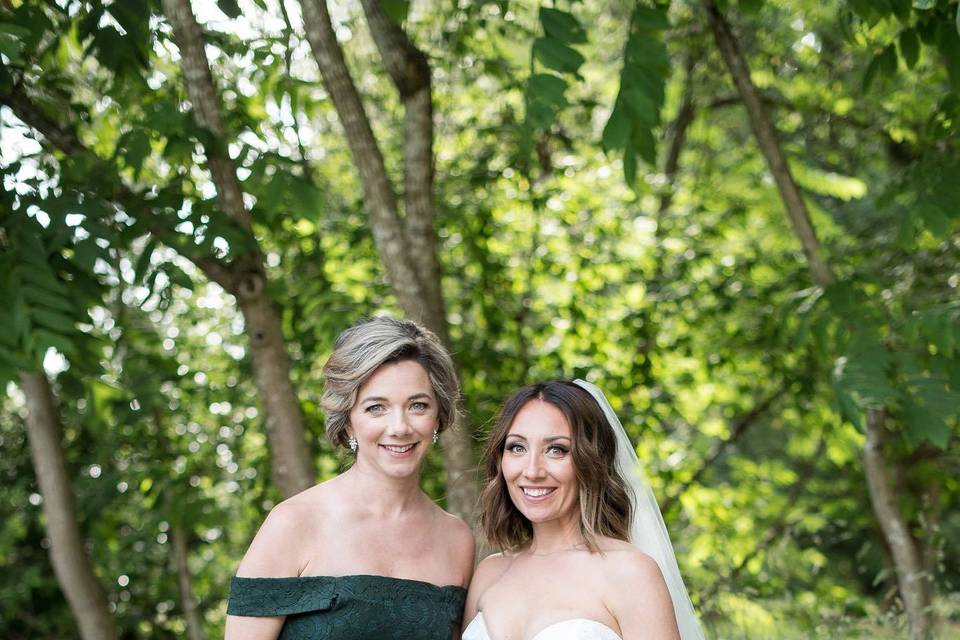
[410,401,429,411]
[546,445,568,457]
[506,443,526,454]
[365,404,386,414]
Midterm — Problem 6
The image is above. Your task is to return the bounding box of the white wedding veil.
[573,379,705,640]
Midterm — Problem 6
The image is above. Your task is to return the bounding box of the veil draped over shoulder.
[573,379,705,640]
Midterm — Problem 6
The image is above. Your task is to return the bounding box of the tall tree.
[159,0,314,499]
[20,371,119,640]
[296,0,477,519]
[703,2,941,636]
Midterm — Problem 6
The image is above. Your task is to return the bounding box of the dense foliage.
[1,0,958,638]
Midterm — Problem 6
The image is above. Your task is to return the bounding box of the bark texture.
[162,0,313,498]
[21,372,118,640]
[705,4,932,636]
[171,526,205,640]
[297,0,478,521]
[706,2,833,287]
[864,409,930,640]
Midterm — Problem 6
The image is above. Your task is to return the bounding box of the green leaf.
[898,29,920,69]
[631,125,657,165]
[632,6,670,31]
[22,284,75,315]
[525,73,569,131]
[939,20,960,92]
[889,0,911,22]
[738,0,763,15]
[862,46,891,92]
[623,143,638,187]
[601,102,630,153]
[0,23,30,65]
[532,37,585,76]
[33,329,77,357]
[381,0,410,24]
[117,128,151,177]
[217,0,242,19]
[73,238,100,274]
[539,8,587,45]
[31,308,77,334]
[912,0,935,10]
[834,329,897,408]
[134,238,157,285]
[623,86,658,130]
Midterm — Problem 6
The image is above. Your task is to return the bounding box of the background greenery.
[1,0,958,638]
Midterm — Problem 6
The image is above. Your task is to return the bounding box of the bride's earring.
[348,436,358,452]
[432,430,439,445]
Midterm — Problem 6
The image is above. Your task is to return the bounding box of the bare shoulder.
[436,508,475,552]
[602,546,668,592]
[472,551,513,587]
[235,484,331,577]
[464,550,513,622]
[600,547,681,639]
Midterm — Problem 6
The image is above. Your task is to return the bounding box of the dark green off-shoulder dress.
[227,574,466,640]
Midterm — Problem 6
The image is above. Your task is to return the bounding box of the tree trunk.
[171,525,205,640]
[20,371,119,640]
[704,5,931,636]
[864,409,930,640]
[705,1,832,288]
[297,0,478,521]
[161,0,313,498]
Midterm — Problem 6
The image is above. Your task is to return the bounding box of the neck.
[341,463,424,516]
[528,512,584,555]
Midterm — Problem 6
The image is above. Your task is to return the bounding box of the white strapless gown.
[463,612,622,640]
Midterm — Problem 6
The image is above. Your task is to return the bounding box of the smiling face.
[501,399,580,528]
[347,359,438,478]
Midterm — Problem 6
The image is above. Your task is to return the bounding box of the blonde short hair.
[321,316,460,448]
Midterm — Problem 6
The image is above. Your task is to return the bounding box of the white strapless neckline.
[463,612,623,640]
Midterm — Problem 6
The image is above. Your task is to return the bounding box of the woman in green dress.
[226,316,475,640]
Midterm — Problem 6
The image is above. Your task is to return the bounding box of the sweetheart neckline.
[467,611,623,640]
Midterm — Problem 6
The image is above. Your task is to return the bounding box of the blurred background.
[1,0,958,638]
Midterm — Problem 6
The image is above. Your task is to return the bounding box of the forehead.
[507,400,571,438]
[356,359,433,397]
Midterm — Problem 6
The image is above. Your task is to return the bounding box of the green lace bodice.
[227,574,466,639]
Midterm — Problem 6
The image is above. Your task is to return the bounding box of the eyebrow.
[505,435,571,443]
[359,393,432,404]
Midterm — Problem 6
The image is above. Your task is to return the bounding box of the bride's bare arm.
[607,550,680,640]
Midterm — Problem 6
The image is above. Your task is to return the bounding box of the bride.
[463,380,704,640]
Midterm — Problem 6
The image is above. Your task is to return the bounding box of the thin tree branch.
[357,1,443,318]
[662,383,786,514]
[701,435,826,602]
[1,82,84,155]
[705,1,833,287]
[298,0,427,316]
[864,408,930,640]
[161,0,252,233]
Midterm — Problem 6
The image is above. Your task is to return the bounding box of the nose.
[522,450,547,480]
[385,409,413,437]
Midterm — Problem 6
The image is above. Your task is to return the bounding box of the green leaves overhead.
[217,0,243,20]
[532,36,586,77]
[524,73,570,131]
[539,8,588,44]
[602,5,670,186]
[898,28,920,69]
[0,22,31,66]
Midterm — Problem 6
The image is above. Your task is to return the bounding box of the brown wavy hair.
[479,381,633,552]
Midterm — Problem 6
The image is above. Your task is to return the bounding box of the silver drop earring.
[348,436,358,452]
[432,430,439,445]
